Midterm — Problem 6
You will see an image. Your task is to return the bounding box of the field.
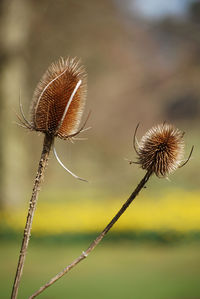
[2,190,200,298]
[2,240,200,299]
[3,190,200,234]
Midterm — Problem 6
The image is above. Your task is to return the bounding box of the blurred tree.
[0,0,32,207]
[189,0,200,23]
[0,0,199,205]
[0,0,6,210]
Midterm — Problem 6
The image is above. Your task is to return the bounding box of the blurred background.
[0,0,200,298]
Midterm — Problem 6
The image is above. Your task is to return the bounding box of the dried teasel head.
[17,57,89,181]
[136,123,185,177]
[29,57,87,139]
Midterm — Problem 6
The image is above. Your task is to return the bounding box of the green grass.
[2,240,200,299]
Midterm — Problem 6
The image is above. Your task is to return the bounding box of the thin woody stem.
[29,170,152,299]
[11,134,54,299]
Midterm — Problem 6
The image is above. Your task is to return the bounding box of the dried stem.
[29,170,152,299]
[11,134,54,299]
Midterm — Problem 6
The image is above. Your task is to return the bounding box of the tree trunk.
[0,0,32,207]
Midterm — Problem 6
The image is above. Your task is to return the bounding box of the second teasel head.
[134,123,185,177]
[30,57,87,139]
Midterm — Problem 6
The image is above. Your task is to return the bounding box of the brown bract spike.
[30,57,87,139]
[138,123,184,177]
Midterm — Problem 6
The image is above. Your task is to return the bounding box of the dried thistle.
[137,123,185,177]
[30,57,87,138]
[11,57,88,299]
[29,123,193,299]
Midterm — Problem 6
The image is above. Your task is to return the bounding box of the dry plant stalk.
[11,57,87,299]
[29,123,193,299]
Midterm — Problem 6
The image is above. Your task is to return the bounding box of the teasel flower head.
[137,123,185,177]
[17,57,89,181]
[28,57,87,139]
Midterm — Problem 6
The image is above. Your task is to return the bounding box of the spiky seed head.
[30,57,87,139]
[138,123,184,177]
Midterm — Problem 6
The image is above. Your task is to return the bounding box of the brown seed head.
[138,123,184,177]
[30,57,87,139]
